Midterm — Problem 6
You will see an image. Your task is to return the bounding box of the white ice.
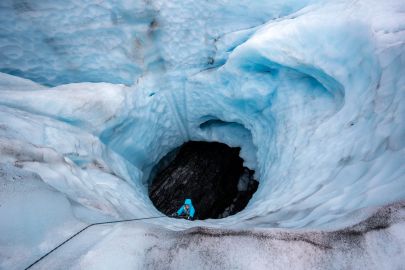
[0,0,404,269]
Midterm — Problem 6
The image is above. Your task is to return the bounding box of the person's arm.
[176,206,184,216]
[188,206,195,220]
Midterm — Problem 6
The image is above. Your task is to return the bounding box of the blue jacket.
[177,199,195,218]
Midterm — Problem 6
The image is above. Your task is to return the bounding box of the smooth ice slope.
[0,0,404,269]
[14,202,405,270]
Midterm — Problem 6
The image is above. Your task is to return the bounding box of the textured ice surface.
[0,0,313,86]
[0,0,404,269]
[13,202,405,270]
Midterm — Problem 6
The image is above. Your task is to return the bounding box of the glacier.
[0,0,404,269]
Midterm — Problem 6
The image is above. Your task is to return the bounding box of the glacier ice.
[14,203,405,270]
[0,0,404,269]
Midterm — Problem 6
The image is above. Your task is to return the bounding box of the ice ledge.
[26,201,405,270]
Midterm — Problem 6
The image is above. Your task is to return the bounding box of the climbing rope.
[24,215,166,270]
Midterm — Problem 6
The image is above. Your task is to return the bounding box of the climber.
[173,198,195,220]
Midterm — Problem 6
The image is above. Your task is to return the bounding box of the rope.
[24,215,166,270]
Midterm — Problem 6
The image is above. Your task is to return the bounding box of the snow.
[0,0,404,269]
[15,202,405,270]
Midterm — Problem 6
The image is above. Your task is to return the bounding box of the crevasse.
[0,0,404,269]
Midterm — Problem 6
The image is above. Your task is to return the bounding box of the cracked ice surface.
[0,0,404,269]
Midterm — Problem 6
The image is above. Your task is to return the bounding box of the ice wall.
[0,0,312,86]
[0,0,404,269]
[0,0,158,86]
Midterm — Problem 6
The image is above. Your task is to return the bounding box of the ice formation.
[0,0,404,269]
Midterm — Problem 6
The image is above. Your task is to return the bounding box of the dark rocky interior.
[148,141,259,220]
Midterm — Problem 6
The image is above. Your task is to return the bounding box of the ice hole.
[148,141,258,220]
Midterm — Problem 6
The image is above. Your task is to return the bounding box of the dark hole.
[148,141,258,220]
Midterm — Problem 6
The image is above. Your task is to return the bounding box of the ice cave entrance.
[148,141,258,220]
